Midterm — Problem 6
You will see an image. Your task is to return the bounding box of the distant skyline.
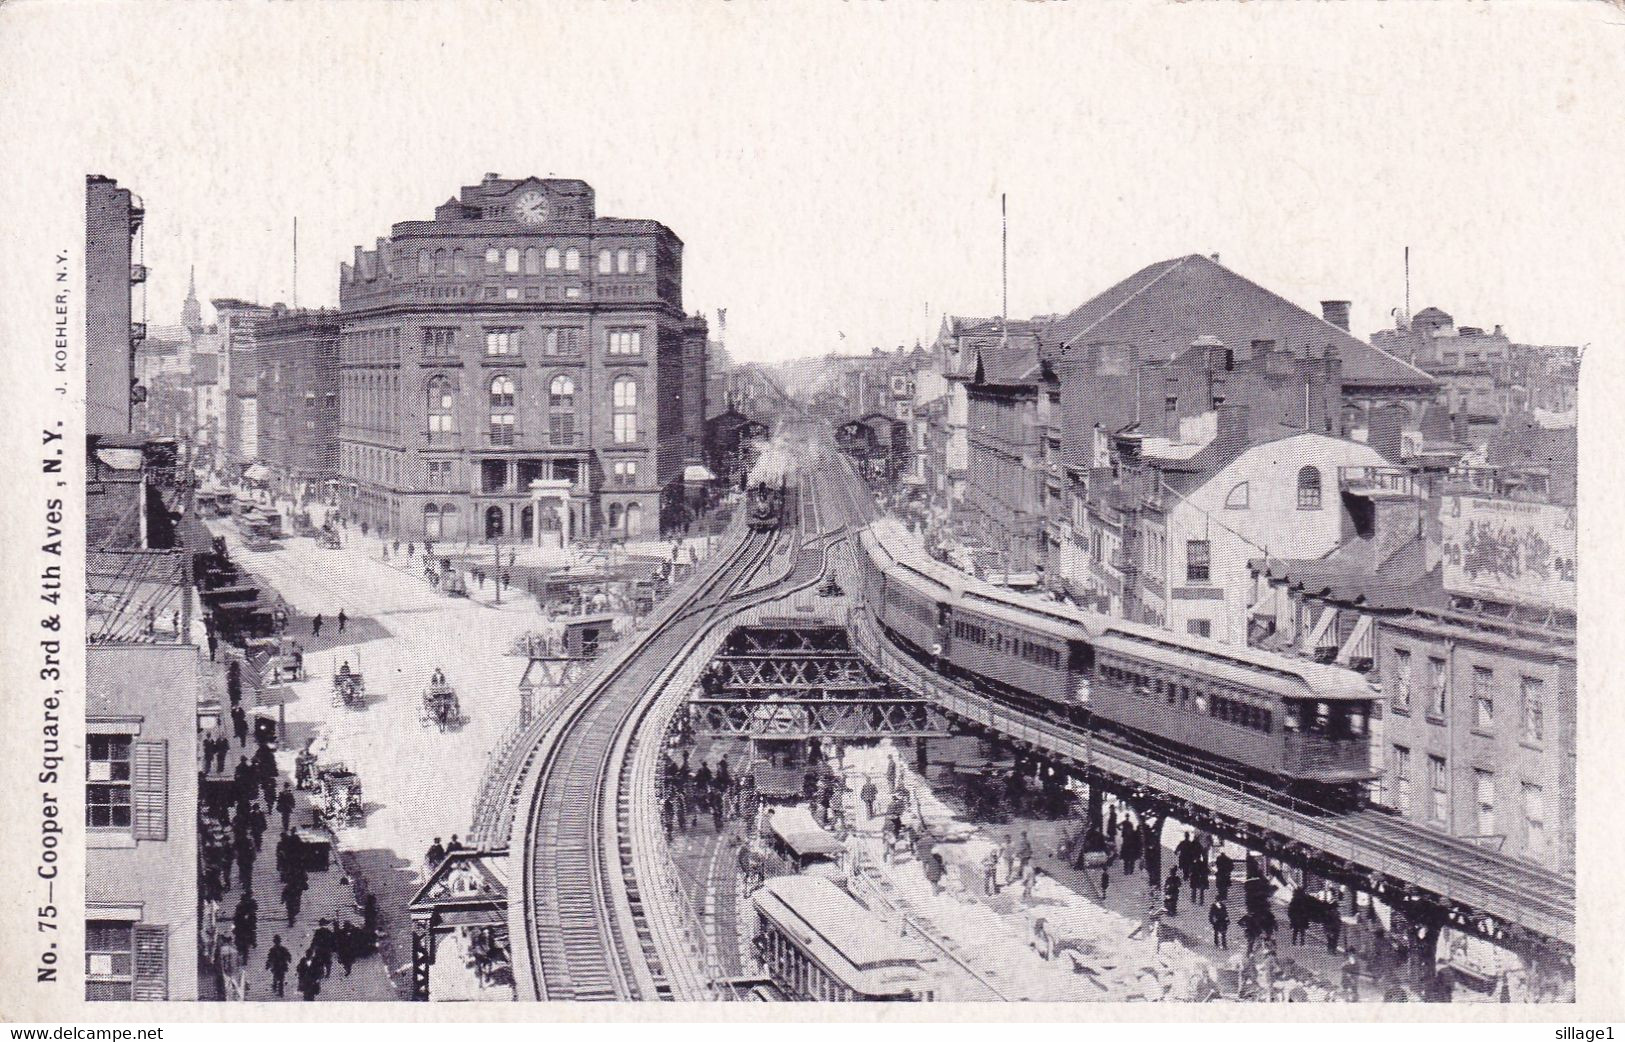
[15,3,1619,361]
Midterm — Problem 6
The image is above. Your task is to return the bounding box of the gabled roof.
[971,345,1042,387]
[1251,535,1446,610]
[1043,254,1435,389]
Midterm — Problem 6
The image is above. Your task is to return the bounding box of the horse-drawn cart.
[331,661,367,709]
[314,764,364,829]
[420,670,465,731]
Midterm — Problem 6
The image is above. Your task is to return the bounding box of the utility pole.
[292,216,299,309]
[1001,193,1009,348]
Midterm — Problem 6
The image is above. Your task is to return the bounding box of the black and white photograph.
[0,0,1618,1025]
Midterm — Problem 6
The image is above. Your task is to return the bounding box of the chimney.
[1213,403,1250,461]
[1321,300,1352,332]
[1370,403,1405,463]
[1365,492,1423,570]
[482,172,502,184]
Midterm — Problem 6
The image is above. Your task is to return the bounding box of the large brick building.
[255,306,341,497]
[337,174,707,543]
[86,175,147,436]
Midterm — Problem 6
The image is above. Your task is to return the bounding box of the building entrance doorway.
[485,506,505,541]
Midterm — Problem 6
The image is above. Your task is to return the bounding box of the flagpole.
[1001,193,1009,349]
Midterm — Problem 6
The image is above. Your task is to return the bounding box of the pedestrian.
[218,933,245,1000]
[982,847,999,896]
[281,874,305,926]
[1121,826,1141,877]
[312,614,323,638]
[296,952,321,1001]
[407,542,415,559]
[360,521,369,538]
[1164,869,1181,917]
[265,935,292,998]
[885,756,898,792]
[1209,899,1230,949]
[860,778,878,820]
[1021,860,1038,901]
[1016,830,1034,874]
[393,539,401,556]
[1288,887,1310,946]
[311,918,336,979]
[425,836,446,872]
[1215,851,1234,903]
[1341,952,1361,1002]
[361,894,381,953]
[232,891,259,959]
[232,705,248,747]
[248,801,268,852]
[447,834,464,854]
[276,782,296,833]
[336,920,359,977]
[1325,904,1343,953]
[1190,855,1209,906]
[1099,865,1110,900]
[337,609,347,634]
[711,795,724,831]
[235,829,256,889]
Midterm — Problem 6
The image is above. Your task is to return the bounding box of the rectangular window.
[614,461,638,488]
[614,413,637,444]
[421,327,457,358]
[1521,676,1545,743]
[1474,770,1496,836]
[484,329,515,357]
[598,250,613,274]
[617,248,631,274]
[1429,657,1448,718]
[608,329,642,356]
[1473,667,1494,730]
[1393,745,1412,815]
[1429,754,1448,823]
[85,920,134,1001]
[1185,540,1210,584]
[1391,649,1412,711]
[489,415,515,445]
[634,249,648,274]
[1522,782,1546,853]
[1186,619,1211,638]
[542,328,582,357]
[87,734,133,829]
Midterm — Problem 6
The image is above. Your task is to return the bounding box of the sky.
[2,2,1621,362]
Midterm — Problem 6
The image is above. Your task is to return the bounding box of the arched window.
[427,376,455,434]
[524,247,541,275]
[612,376,637,443]
[417,250,431,275]
[1297,466,1322,510]
[545,247,560,270]
[625,503,643,538]
[504,247,520,274]
[434,248,449,275]
[452,248,467,275]
[549,375,576,445]
[489,375,516,445]
[1224,481,1250,510]
[424,504,441,539]
[598,250,613,274]
[564,247,581,272]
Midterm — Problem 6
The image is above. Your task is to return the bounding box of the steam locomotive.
[744,443,796,531]
[856,517,1378,803]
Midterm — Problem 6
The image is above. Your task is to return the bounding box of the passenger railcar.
[752,875,936,1001]
[855,518,1377,800]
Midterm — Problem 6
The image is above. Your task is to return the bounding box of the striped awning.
[1302,606,1338,652]
[1335,613,1374,665]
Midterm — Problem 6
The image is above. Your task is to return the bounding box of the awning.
[1302,605,1338,652]
[244,463,271,482]
[1335,613,1374,665]
[682,463,716,483]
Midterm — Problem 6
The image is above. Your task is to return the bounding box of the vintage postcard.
[0,0,1619,1027]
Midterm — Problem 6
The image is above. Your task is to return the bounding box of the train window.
[1284,703,1302,731]
[1348,707,1368,737]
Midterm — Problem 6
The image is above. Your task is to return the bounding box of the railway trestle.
[689,621,951,740]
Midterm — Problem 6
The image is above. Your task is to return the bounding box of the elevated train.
[856,517,1378,806]
[744,442,797,531]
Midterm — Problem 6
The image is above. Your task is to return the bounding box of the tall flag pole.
[1001,193,1009,349]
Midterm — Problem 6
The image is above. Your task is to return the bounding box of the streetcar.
[752,875,936,1001]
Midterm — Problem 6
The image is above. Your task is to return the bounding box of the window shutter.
[132,924,168,1001]
[132,741,168,841]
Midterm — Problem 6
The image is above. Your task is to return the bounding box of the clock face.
[513,190,549,225]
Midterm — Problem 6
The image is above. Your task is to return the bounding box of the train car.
[752,875,936,1001]
[856,518,1377,802]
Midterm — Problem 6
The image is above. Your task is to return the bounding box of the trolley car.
[752,875,936,1001]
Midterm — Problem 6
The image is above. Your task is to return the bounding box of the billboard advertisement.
[1441,495,1576,610]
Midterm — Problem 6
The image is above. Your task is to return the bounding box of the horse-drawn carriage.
[332,661,367,709]
[420,669,465,731]
[263,637,305,684]
[314,763,364,829]
[317,528,342,550]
